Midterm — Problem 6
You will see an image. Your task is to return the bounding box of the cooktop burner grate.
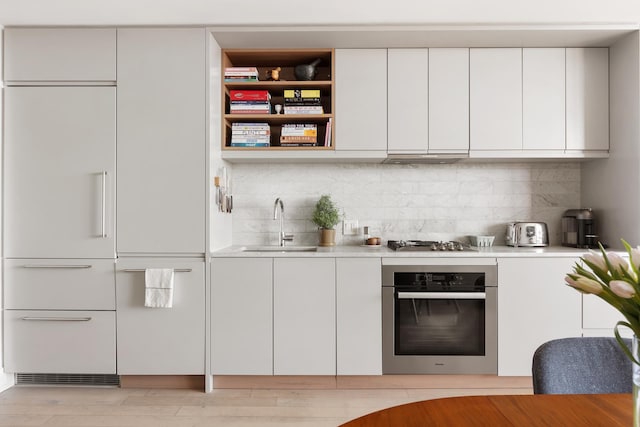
[387,240,474,251]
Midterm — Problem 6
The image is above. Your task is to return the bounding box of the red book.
[230,90,271,102]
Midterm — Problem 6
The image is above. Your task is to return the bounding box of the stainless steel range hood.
[382,153,469,164]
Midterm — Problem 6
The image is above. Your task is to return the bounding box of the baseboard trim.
[119,375,205,390]
[212,375,532,389]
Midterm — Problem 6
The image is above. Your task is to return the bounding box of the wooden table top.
[340,393,632,426]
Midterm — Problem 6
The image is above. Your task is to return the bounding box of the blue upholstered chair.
[531,337,633,394]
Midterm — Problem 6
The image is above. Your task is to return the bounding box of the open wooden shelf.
[221,48,335,153]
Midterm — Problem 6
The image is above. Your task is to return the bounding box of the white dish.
[361,244,382,248]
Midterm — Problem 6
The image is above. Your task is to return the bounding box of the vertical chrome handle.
[101,171,107,238]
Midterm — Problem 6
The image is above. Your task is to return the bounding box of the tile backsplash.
[230,161,580,247]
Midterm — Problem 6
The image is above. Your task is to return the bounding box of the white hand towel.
[144,268,175,308]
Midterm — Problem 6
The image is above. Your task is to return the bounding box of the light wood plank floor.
[0,383,533,426]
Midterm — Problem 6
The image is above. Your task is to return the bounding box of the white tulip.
[630,247,640,270]
[584,253,607,271]
[565,275,603,295]
[610,280,636,299]
[607,252,629,273]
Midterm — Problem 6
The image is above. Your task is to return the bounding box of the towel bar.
[122,268,192,273]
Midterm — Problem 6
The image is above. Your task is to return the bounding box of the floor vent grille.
[16,373,120,387]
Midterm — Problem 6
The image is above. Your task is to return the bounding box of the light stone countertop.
[210,244,594,258]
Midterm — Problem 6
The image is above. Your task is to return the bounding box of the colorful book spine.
[230,90,271,101]
[283,89,321,99]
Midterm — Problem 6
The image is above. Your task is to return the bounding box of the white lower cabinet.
[274,258,336,375]
[5,310,116,374]
[116,258,205,374]
[3,259,116,374]
[582,294,627,337]
[211,258,273,375]
[497,257,582,376]
[336,258,382,375]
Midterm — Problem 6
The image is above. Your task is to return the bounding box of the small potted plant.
[312,194,340,247]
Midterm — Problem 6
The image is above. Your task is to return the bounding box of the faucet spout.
[273,198,293,247]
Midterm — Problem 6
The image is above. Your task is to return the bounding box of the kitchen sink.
[240,246,317,253]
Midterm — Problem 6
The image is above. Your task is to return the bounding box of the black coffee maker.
[561,208,599,248]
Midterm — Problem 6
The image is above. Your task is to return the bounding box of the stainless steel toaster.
[505,222,549,247]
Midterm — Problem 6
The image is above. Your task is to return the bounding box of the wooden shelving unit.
[221,49,335,152]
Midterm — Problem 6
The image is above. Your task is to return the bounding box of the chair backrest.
[531,337,633,394]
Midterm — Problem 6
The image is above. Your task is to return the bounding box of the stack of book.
[283,89,324,115]
[224,67,259,82]
[230,122,270,147]
[280,123,317,147]
[229,90,271,114]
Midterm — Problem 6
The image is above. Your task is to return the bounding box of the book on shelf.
[231,122,270,130]
[224,76,259,82]
[231,137,271,144]
[281,123,317,137]
[280,136,317,143]
[284,106,324,114]
[230,90,271,101]
[324,118,332,147]
[283,89,321,99]
[284,99,322,106]
[230,141,270,147]
[279,142,318,147]
[232,129,270,135]
[225,67,258,76]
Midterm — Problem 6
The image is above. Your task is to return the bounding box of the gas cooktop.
[387,240,475,251]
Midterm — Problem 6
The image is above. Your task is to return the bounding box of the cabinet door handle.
[21,317,92,322]
[22,264,93,269]
[122,268,192,273]
[101,171,107,238]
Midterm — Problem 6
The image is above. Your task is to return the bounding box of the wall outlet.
[343,219,359,235]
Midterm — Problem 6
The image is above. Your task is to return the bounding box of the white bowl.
[469,235,495,247]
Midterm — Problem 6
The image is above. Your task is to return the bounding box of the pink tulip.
[565,275,602,295]
[607,252,629,273]
[630,247,640,270]
[610,280,636,299]
[584,253,607,271]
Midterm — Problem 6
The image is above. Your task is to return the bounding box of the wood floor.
[0,381,533,426]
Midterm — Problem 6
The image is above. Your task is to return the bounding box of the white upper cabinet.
[522,48,566,150]
[3,28,116,81]
[429,48,470,153]
[470,48,523,151]
[335,49,387,151]
[387,49,429,152]
[566,48,609,152]
[117,28,206,254]
[4,87,116,259]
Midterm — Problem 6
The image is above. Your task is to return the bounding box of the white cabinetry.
[116,258,205,374]
[387,48,469,154]
[566,48,610,152]
[117,28,206,254]
[387,49,428,152]
[211,258,273,375]
[336,258,382,375]
[335,49,387,152]
[522,48,566,150]
[3,28,116,81]
[497,257,582,376]
[4,87,116,259]
[3,260,117,374]
[582,295,627,337]
[429,48,470,153]
[470,48,522,151]
[274,258,336,375]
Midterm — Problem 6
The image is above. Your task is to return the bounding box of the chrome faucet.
[273,198,294,247]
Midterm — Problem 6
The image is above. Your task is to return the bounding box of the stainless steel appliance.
[562,208,599,248]
[505,222,549,247]
[387,240,475,252]
[382,261,498,374]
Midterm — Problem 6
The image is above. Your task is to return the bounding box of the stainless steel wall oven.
[382,261,498,374]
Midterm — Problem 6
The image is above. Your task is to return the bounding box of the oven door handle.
[397,291,486,300]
